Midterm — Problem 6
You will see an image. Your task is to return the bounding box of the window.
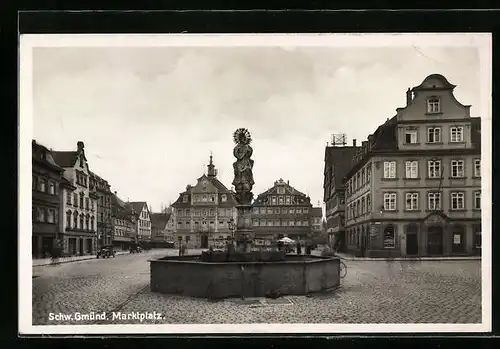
[290,208,295,214]
[405,161,418,179]
[428,192,441,210]
[267,220,273,226]
[428,160,442,178]
[73,213,78,228]
[405,129,418,144]
[275,219,280,226]
[39,179,46,192]
[427,127,441,143]
[183,195,188,203]
[383,226,396,248]
[296,208,302,214]
[253,219,259,226]
[85,215,90,230]
[85,198,89,209]
[289,220,295,226]
[303,220,309,226]
[275,208,280,214]
[451,192,465,210]
[278,196,284,204]
[47,209,55,223]
[383,161,396,179]
[79,214,84,229]
[296,220,302,226]
[36,207,45,222]
[473,191,481,210]
[211,195,215,202]
[427,98,441,113]
[303,207,309,213]
[405,193,419,211]
[450,126,464,142]
[366,195,371,212]
[271,196,277,205]
[79,193,84,208]
[383,193,397,211]
[277,187,285,194]
[474,159,481,177]
[66,211,72,228]
[451,160,465,178]
[66,192,72,205]
[48,182,55,195]
[267,208,273,214]
[221,194,227,202]
[285,196,291,204]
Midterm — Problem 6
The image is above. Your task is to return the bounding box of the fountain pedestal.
[235,204,253,252]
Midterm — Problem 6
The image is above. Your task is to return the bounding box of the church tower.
[207,152,217,178]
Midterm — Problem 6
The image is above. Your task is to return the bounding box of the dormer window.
[427,98,441,114]
[221,194,227,202]
[277,187,285,195]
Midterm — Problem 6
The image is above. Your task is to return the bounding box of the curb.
[32,252,129,267]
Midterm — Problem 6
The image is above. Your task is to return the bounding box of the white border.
[19,33,492,335]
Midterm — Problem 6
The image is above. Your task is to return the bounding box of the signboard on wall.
[453,234,461,245]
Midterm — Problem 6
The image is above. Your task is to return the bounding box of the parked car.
[96,245,116,259]
[129,244,142,253]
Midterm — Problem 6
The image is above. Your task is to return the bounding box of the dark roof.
[51,151,79,168]
[311,207,323,218]
[254,179,308,203]
[324,146,360,188]
[129,201,147,214]
[32,140,64,172]
[150,213,171,229]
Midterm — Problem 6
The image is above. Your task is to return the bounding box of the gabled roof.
[32,140,64,172]
[323,145,360,189]
[172,175,237,208]
[411,73,456,91]
[150,213,171,229]
[254,179,308,203]
[129,201,148,214]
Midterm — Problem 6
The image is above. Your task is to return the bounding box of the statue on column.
[232,128,254,205]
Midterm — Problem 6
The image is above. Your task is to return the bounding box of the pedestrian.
[306,244,312,255]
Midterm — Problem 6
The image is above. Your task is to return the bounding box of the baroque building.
[32,140,65,258]
[171,155,238,248]
[343,74,481,257]
[110,192,136,251]
[322,141,360,252]
[89,172,113,247]
[52,141,99,256]
[251,179,313,242]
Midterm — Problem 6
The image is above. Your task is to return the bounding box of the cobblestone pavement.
[32,252,481,325]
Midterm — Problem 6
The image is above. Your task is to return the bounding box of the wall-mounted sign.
[453,234,461,245]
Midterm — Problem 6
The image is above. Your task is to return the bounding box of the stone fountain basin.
[150,255,341,299]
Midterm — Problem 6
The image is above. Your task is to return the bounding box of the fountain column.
[231,128,255,252]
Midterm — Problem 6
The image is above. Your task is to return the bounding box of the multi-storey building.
[52,141,99,256]
[171,155,238,248]
[311,207,323,234]
[32,140,65,258]
[150,213,171,246]
[111,192,136,251]
[89,172,113,247]
[251,179,313,242]
[343,74,481,258]
[129,202,151,242]
[323,141,360,251]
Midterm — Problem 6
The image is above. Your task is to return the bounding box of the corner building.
[343,74,481,257]
[252,179,313,242]
[171,155,238,248]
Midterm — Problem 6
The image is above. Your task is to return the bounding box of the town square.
[23,34,489,331]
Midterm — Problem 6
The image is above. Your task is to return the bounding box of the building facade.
[311,207,323,234]
[111,193,136,250]
[150,213,172,245]
[129,202,151,242]
[32,140,65,258]
[171,155,238,248]
[89,172,113,247]
[322,141,360,251]
[52,141,99,256]
[344,74,481,258]
[251,179,313,242]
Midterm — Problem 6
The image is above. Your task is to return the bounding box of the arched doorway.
[406,224,419,255]
[427,225,443,255]
[451,225,465,253]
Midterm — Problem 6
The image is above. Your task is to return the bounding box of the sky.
[31,39,483,214]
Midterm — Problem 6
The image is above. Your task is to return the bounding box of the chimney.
[114,191,117,195]
[352,139,357,147]
[77,141,84,151]
[406,88,412,106]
